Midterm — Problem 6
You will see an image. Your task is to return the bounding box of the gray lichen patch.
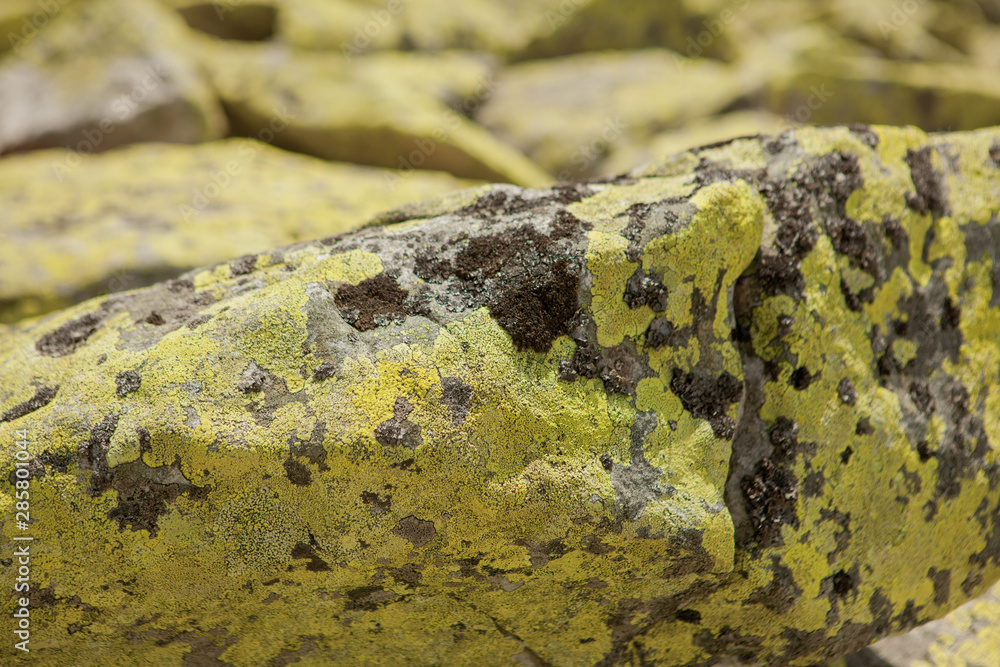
[375,397,424,450]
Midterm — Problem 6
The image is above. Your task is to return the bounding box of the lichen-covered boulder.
[765,54,1000,131]
[1,125,998,665]
[163,0,566,57]
[475,49,744,180]
[0,0,226,155]
[0,139,478,324]
[194,37,551,185]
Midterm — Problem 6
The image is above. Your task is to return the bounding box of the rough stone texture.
[1,125,999,666]
[0,0,226,155]
[0,139,477,323]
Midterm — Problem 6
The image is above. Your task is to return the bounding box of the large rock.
[0,139,478,323]
[162,0,565,56]
[195,38,551,185]
[1,125,999,665]
[765,55,1000,131]
[475,49,746,180]
[0,0,226,155]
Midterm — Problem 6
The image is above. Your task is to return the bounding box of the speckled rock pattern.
[1,125,998,665]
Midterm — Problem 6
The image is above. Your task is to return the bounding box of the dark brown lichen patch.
[670,370,742,439]
[904,147,949,216]
[107,456,209,536]
[440,376,472,424]
[827,217,881,277]
[597,346,642,395]
[488,260,579,353]
[769,418,805,460]
[361,490,392,514]
[35,312,102,357]
[374,397,423,450]
[757,151,863,299]
[829,569,857,598]
[78,413,119,495]
[230,254,257,276]
[344,585,399,612]
[456,188,541,218]
[1,385,58,422]
[741,458,798,548]
[391,515,436,548]
[746,556,802,614]
[622,267,668,311]
[789,366,814,390]
[454,235,513,279]
[290,542,331,572]
[334,273,409,331]
[927,567,951,606]
[115,370,142,397]
[388,563,422,588]
[645,317,674,349]
[283,458,311,486]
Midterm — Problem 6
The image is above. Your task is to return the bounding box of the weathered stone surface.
[195,37,551,185]
[1,125,999,665]
[475,49,745,180]
[0,139,477,323]
[0,0,226,155]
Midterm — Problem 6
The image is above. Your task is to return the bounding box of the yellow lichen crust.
[1,125,998,666]
[0,139,479,324]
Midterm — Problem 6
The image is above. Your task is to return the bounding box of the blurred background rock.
[1,1,999,663]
